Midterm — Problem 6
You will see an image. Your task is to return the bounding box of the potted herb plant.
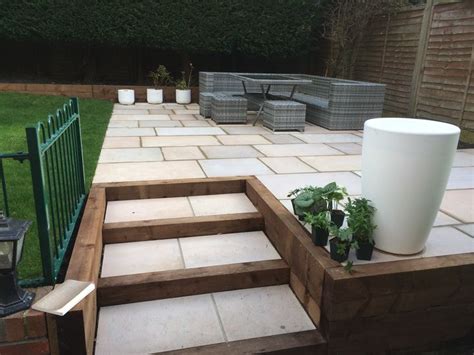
[346,197,377,260]
[175,63,194,104]
[148,65,172,104]
[304,211,332,246]
[329,226,354,262]
[288,187,326,221]
[322,182,348,228]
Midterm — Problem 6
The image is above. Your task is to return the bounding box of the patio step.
[95,285,326,354]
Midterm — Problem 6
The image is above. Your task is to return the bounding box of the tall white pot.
[361,118,460,255]
[117,89,135,105]
[147,88,163,104]
[176,89,191,104]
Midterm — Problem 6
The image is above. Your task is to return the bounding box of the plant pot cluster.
[117,63,194,105]
[288,182,377,262]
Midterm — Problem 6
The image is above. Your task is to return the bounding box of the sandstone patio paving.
[106,128,156,137]
[456,224,474,237]
[260,157,315,173]
[199,158,274,177]
[327,142,362,155]
[446,167,474,189]
[453,151,474,167]
[110,114,171,121]
[440,189,474,223]
[156,127,226,136]
[254,143,343,157]
[188,193,257,216]
[162,146,205,160]
[139,120,182,127]
[293,133,362,144]
[108,120,138,128]
[99,148,163,163]
[301,155,362,171]
[142,136,220,147]
[182,120,211,127]
[93,161,205,183]
[261,134,304,144]
[217,134,271,145]
[170,114,197,120]
[200,145,263,158]
[102,137,140,148]
[221,126,271,135]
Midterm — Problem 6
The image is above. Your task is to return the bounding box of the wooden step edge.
[97,259,289,307]
[102,212,265,244]
[157,330,327,355]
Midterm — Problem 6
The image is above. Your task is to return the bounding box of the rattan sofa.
[199,72,385,130]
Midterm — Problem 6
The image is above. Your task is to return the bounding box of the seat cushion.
[293,93,329,109]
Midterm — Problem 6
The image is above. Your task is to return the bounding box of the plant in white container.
[117,89,135,105]
[175,63,194,104]
[148,65,172,104]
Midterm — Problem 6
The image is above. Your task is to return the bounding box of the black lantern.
[0,211,35,317]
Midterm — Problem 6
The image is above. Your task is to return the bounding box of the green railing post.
[26,125,55,284]
[73,98,86,194]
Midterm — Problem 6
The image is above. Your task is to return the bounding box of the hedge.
[0,0,325,57]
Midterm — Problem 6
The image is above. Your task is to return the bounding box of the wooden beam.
[56,187,106,355]
[102,212,264,244]
[96,177,248,201]
[98,259,289,306]
[159,330,327,355]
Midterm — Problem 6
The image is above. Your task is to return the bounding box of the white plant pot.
[147,88,163,104]
[176,89,191,104]
[361,118,460,255]
[117,89,135,105]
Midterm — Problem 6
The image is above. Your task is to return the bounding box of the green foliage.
[0,0,325,57]
[0,92,112,280]
[289,181,348,216]
[148,65,172,89]
[321,182,348,210]
[293,191,315,216]
[345,197,376,244]
[304,211,332,229]
[330,226,355,255]
[175,63,194,89]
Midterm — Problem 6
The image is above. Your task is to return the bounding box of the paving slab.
[93,161,205,183]
[453,151,474,167]
[260,157,315,174]
[110,114,170,121]
[170,114,197,121]
[217,135,271,145]
[112,109,149,115]
[99,148,163,163]
[262,134,304,144]
[173,109,200,115]
[257,172,361,199]
[189,193,257,216]
[106,128,156,137]
[254,143,343,157]
[142,136,221,147]
[214,285,315,342]
[180,231,280,268]
[101,239,184,277]
[162,146,205,160]
[102,137,141,149]
[139,120,182,127]
[327,143,362,155]
[456,224,474,237]
[446,167,474,189]
[301,155,362,172]
[182,120,211,127]
[148,109,174,115]
[440,189,474,223]
[292,133,362,144]
[105,196,193,223]
[222,126,271,135]
[199,158,274,177]
[433,211,461,226]
[201,145,263,159]
[108,120,139,128]
[96,295,224,354]
[156,127,226,136]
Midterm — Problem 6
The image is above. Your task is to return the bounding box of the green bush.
[0,0,325,57]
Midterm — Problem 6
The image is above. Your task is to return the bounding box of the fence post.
[72,97,86,194]
[408,0,435,117]
[26,126,54,284]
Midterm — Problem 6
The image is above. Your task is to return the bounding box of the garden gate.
[0,97,86,286]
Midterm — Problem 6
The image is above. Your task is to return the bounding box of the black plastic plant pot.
[331,210,345,228]
[356,240,374,260]
[291,199,306,221]
[311,226,329,246]
[329,238,350,262]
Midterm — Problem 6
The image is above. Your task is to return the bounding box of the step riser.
[98,260,289,306]
[103,212,264,243]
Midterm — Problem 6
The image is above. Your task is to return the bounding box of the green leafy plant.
[288,186,328,216]
[345,198,376,244]
[321,182,348,211]
[304,211,332,229]
[175,63,194,90]
[148,65,172,89]
[330,226,355,255]
[293,191,315,217]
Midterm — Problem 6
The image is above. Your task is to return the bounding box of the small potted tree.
[346,198,377,260]
[175,63,194,104]
[304,211,332,246]
[329,226,354,262]
[322,182,348,228]
[148,65,172,104]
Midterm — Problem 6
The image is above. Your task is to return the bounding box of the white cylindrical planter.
[362,118,460,255]
[176,89,191,104]
[118,89,135,105]
[147,88,163,104]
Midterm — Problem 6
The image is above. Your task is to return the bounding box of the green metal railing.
[0,97,86,286]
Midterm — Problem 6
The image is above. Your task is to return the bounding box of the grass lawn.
[0,92,113,280]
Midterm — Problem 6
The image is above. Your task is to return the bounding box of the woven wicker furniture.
[199,92,214,117]
[263,100,306,132]
[199,72,385,130]
[211,94,247,124]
